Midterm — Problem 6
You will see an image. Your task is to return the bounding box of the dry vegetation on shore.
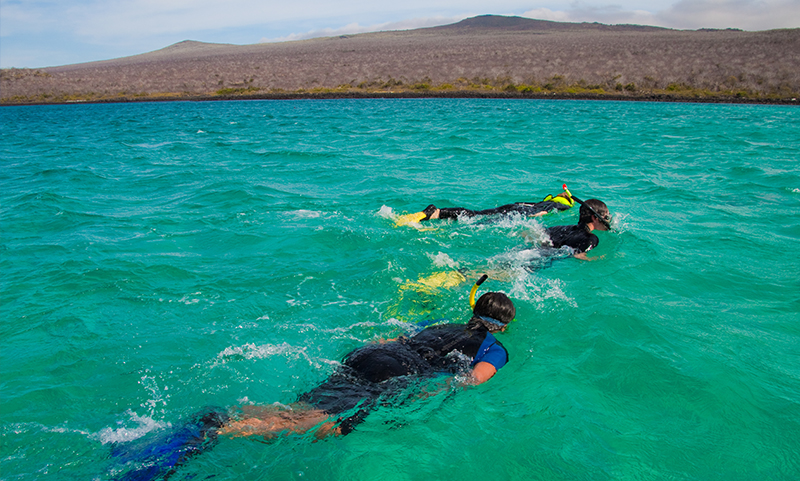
[2,16,799,105]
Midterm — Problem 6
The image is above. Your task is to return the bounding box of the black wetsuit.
[545,224,599,254]
[110,327,507,478]
[437,200,570,220]
[298,323,507,434]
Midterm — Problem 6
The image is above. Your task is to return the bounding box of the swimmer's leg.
[440,204,532,220]
[220,404,341,440]
[436,207,475,220]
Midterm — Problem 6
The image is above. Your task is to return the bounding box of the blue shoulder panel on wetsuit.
[471,332,508,371]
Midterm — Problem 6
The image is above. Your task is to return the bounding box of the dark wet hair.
[578,199,610,226]
[467,292,516,332]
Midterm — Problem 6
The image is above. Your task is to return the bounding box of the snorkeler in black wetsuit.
[111,292,516,480]
[395,190,574,226]
[453,198,611,279]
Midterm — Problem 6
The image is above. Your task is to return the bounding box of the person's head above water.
[578,199,611,230]
[467,292,516,333]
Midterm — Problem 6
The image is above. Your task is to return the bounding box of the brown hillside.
[2,15,799,104]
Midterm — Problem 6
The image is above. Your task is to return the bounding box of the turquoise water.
[1,99,799,480]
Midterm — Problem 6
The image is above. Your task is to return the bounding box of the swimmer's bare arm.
[574,252,605,261]
[470,361,497,384]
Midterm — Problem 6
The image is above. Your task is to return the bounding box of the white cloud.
[524,4,657,25]
[0,1,56,36]
[522,0,800,30]
[2,0,798,67]
[656,0,800,30]
[4,0,797,42]
[519,8,573,23]
[4,0,503,39]
[260,15,469,43]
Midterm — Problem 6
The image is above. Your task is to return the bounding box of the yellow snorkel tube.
[468,274,489,309]
[562,184,573,202]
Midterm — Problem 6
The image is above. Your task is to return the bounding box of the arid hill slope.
[2,15,799,104]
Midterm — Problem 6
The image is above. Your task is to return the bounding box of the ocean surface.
[1,98,799,480]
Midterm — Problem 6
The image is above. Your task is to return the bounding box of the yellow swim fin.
[417,270,467,290]
[386,270,467,323]
[400,270,467,294]
[394,211,428,227]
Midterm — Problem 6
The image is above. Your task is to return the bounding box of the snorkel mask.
[562,184,612,230]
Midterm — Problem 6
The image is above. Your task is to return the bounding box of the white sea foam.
[508,274,577,308]
[96,410,170,444]
[217,342,299,361]
[385,317,410,329]
[609,211,630,233]
[293,209,322,218]
[139,374,170,412]
[177,295,200,305]
[377,205,395,219]
[213,341,339,371]
[427,251,459,268]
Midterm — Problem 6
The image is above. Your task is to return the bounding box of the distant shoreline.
[3,90,797,107]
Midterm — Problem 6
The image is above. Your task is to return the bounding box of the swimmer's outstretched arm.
[470,361,497,384]
[573,252,605,261]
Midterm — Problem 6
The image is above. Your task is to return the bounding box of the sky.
[1,0,799,69]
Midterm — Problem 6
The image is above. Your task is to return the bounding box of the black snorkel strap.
[562,184,612,230]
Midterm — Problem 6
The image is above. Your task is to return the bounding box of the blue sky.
[1,0,798,68]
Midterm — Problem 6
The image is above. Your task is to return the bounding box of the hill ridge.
[2,15,798,104]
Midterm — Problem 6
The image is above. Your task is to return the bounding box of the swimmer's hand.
[574,253,605,261]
